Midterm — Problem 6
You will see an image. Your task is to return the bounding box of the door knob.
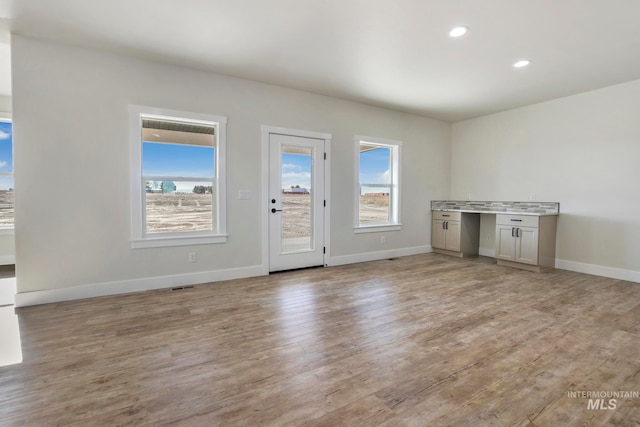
[271,208,282,213]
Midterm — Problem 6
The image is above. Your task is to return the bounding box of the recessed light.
[449,26,468,37]
[513,59,532,68]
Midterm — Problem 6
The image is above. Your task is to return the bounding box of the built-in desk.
[431,201,560,272]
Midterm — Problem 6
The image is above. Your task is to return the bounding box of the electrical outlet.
[188,252,197,263]
[529,193,536,201]
[467,193,472,201]
[381,236,386,244]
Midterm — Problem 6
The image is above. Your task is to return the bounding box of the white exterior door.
[268,133,325,272]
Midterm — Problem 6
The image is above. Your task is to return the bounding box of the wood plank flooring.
[1,254,639,426]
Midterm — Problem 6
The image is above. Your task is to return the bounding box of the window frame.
[354,135,402,233]
[129,105,227,248]
[0,114,14,234]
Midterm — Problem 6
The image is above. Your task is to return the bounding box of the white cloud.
[0,161,7,169]
[282,171,311,181]
[378,169,391,183]
[282,163,301,171]
[0,130,10,140]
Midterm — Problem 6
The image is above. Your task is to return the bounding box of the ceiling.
[1,0,640,122]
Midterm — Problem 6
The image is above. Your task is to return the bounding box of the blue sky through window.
[142,142,214,178]
[282,153,311,190]
[143,142,214,194]
[280,148,391,193]
[0,120,13,191]
[360,147,390,194]
[0,121,12,174]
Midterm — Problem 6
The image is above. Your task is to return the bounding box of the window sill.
[354,224,402,234]
[132,234,228,248]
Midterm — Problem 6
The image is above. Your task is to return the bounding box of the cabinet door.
[445,221,461,252]
[431,219,446,249]
[515,226,539,265]
[495,225,516,261]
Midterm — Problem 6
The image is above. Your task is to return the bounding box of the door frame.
[261,126,331,274]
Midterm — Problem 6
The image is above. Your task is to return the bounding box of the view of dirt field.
[280,193,312,241]
[358,193,390,224]
[145,192,389,235]
[0,190,14,226]
[281,192,389,237]
[146,193,214,233]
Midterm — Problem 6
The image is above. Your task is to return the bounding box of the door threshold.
[269,265,325,274]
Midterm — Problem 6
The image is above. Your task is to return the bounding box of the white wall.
[0,95,11,113]
[12,36,450,302]
[451,79,640,280]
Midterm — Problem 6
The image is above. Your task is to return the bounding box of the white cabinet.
[431,211,479,258]
[432,212,461,252]
[495,215,538,265]
[495,214,557,272]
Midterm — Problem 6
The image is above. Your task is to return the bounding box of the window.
[354,136,401,232]
[0,117,13,231]
[130,106,227,248]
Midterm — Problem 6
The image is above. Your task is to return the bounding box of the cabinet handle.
[511,227,515,237]
[445,221,449,230]
[442,214,450,217]
[510,219,523,222]
[516,228,520,238]
[442,221,446,230]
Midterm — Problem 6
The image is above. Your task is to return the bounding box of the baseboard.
[478,248,496,258]
[328,245,432,267]
[15,265,266,307]
[555,259,640,284]
[14,253,638,307]
[0,255,15,265]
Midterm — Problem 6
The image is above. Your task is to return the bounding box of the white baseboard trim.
[478,248,496,258]
[15,265,266,307]
[328,245,432,267]
[0,255,15,265]
[555,259,640,284]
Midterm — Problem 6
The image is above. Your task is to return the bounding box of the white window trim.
[354,135,402,233]
[0,114,13,233]
[129,105,227,248]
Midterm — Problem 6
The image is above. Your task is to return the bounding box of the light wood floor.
[1,254,639,426]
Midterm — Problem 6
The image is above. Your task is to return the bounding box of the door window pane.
[281,146,312,252]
